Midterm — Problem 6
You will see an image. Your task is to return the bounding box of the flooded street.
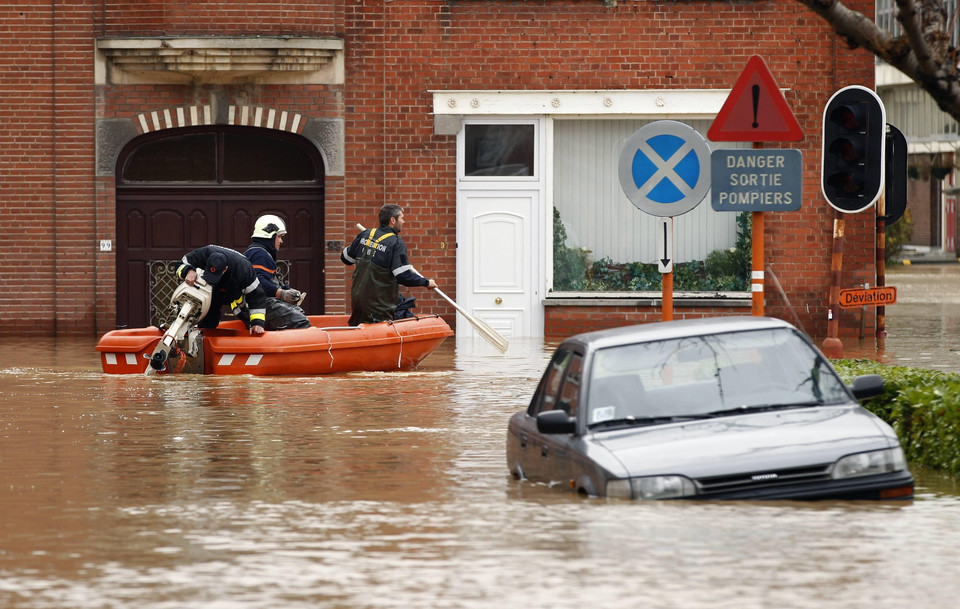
[2,268,960,609]
[859,263,960,372]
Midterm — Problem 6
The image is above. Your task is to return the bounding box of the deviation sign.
[839,286,897,309]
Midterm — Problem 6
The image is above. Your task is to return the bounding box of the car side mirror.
[537,409,577,434]
[850,374,885,400]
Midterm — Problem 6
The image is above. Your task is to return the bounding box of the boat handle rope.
[315,314,443,369]
[312,327,343,369]
[391,323,403,368]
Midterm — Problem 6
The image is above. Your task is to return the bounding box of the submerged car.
[507,317,914,501]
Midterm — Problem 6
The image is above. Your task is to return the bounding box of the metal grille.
[148,259,290,328]
[695,464,832,496]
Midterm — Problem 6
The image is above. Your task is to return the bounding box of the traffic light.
[821,85,886,213]
[884,124,907,225]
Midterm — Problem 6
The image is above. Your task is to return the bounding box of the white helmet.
[252,214,287,239]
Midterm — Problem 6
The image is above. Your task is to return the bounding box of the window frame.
[458,119,541,183]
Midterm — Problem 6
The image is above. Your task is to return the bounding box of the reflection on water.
[1,287,960,607]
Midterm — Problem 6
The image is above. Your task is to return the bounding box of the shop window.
[551,119,752,294]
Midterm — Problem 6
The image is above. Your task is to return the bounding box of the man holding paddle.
[341,204,437,326]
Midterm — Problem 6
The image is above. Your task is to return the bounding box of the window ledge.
[545,292,750,307]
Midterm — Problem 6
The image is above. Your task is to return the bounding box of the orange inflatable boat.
[96,314,454,376]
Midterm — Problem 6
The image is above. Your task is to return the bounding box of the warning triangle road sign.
[708,55,803,142]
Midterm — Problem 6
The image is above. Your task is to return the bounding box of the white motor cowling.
[147,273,214,373]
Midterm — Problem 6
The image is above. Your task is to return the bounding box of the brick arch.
[96,104,344,177]
[112,123,328,329]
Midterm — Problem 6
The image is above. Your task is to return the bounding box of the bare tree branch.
[795,0,960,122]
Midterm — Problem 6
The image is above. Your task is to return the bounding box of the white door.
[458,189,542,339]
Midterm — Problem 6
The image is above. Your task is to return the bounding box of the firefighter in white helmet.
[242,214,311,330]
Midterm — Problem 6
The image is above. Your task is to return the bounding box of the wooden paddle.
[354,223,508,353]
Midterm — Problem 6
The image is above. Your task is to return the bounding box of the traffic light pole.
[822,216,845,359]
[876,189,887,338]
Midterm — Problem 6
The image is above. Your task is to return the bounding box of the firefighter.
[341,204,437,326]
[177,245,268,335]
[243,214,311,330]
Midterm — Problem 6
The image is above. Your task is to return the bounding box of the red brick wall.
[343,0,878,341]
[98,1,339,37]
[544,302,754,340]
[1,3,100,335]
[0,0,880,342]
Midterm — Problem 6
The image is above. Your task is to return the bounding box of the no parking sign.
[618,120,712,217]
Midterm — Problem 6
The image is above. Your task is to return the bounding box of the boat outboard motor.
[147,274,213,374]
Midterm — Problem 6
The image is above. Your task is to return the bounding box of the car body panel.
[591,405,895,480]
[505,316,914,501]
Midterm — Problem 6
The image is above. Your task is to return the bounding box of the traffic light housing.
[821,86,886,213]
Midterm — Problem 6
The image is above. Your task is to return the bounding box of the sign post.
[658,217,674,320]
[708,55,803,318]
[618,121,711,321]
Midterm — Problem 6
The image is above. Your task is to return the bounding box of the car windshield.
[586,328,851,427]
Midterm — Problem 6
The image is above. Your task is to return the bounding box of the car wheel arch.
[575,474,599,497]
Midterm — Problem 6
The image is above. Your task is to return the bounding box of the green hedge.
[833,359,960,477]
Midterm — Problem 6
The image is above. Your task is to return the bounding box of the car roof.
[558,316,798,353]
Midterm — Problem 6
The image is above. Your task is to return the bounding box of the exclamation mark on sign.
[752,84,760,128]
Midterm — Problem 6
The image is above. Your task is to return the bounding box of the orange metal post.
[752,211,764,316]
[662,272,673,321]
[751,142,765,316]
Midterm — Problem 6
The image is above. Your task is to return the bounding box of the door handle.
[520,433,528,449]
[540,445,548,459]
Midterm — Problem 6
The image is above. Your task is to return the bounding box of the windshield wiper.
[704,401,825,418]
[589,414,713,429]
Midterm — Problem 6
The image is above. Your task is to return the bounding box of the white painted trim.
[907,140,960,155]
[432,90,731,118]
[876,63,913,87]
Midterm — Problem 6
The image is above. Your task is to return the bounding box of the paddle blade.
[433,288,508,354]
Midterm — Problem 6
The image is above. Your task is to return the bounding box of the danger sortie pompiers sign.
[838,286,897,309]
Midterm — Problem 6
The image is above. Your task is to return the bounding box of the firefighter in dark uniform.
[177,245,269,335]
[243,214,311,330]
[340,204,437,326]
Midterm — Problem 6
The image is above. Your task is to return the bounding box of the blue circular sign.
[618,121,711,217]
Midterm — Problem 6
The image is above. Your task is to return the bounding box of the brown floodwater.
[2,268,960,609]
[842,263,960,372]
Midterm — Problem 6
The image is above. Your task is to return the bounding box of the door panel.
[115,194,323,328]
[459,190,540,339]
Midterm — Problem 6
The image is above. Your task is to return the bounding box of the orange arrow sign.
[839,286,897,309]
[708,55,803,142]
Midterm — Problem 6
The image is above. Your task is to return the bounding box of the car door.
[516,349,583,484]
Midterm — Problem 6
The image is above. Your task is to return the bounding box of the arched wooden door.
[115,126,325,329]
